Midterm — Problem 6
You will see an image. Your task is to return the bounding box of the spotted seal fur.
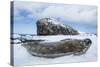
[22,38,92,58]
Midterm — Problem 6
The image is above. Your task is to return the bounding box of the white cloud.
[39,5,97,23]
[14,1,97,23]
[14,1,49,18]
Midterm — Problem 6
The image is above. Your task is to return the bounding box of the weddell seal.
[21,38,92,58]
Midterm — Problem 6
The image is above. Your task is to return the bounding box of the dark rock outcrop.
[22,38,92,58]
[37,18,79,35]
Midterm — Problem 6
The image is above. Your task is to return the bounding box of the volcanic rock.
[37,18,79,35]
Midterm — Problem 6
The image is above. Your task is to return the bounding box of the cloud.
[14,1,97,23]
[14,1,49,19]
[40,5,97,23]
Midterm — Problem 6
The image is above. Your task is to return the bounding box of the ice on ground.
[13,34,20,38]
[13,34,97,66]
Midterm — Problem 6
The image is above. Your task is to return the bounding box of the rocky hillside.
[37,18,79,35]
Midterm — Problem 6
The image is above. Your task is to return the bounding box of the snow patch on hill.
[45,18,66,28]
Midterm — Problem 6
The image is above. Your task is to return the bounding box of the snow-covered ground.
[13,34,97,66]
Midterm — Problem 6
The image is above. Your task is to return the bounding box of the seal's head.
[84,38,92,46]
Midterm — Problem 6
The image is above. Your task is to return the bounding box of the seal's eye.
[84,38,92,46]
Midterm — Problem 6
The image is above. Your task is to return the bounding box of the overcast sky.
[13,1,97,34]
